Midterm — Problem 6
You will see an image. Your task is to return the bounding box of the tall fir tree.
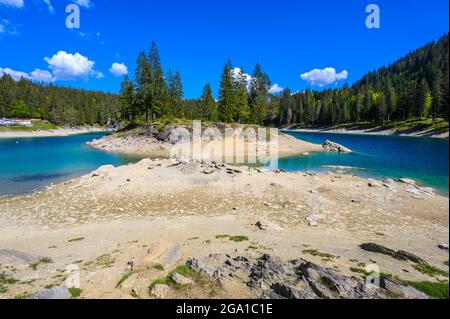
[135,52,153,126]
[249,63,271,125]
[218,60,236,123]
[199,83,217,121]
[149,41,170,118]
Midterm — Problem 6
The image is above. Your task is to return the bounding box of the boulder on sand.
[322,140,352,153]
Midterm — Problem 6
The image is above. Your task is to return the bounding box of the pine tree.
[416,78,431,118]
[149,41,169,118]
[200,83,217,121]
[119,76,137,123]
[218,60,235,123]
[135,52,153,126]
[167,69,184,118]
[249,63,271,125]
[430,68,443,121]
[234,68,250,123]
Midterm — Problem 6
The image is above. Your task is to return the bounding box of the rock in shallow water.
[322,140,352,153]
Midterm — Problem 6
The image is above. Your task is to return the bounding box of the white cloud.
[30,69,53,82]
[0,67,30,81]
[0,67,53,82]
[0,23,4,34]
[231,67,252,91]
[43,0,53,12]
[268,83,283,94]
[74,0,92,8]
[44,51,99,81]
[109,62,128,77]
[300,67,348,87]
[0,0,24,8]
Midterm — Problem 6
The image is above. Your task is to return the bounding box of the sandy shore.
[0,158,448,299]
[287,127,449,139]
[0,127,107,139]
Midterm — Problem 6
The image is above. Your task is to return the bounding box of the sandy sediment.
[0,158,448,299]
[0,127,106,139]
[88,130,323,160]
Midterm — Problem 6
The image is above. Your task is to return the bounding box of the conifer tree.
[218,60,236,123]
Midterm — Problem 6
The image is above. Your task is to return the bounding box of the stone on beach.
[322,140,352,153]
[305,214,325,227]
[171,272,194,286]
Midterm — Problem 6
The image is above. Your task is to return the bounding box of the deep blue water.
[0,133,140,196]
[279,131,449,195]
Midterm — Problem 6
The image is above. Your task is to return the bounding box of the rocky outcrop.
[31,285,71,300]
[322,140,352,153]
[359,243,428,265]
[0,249,43,265]
[187,254,428,299]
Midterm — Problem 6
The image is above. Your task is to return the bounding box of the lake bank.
[0,158,448,299]
[87,127,323,159]
[286,126,449,139]
[0,127,107,139]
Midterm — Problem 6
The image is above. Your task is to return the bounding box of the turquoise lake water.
[0,131,448,196]
[280,131,449,195]
[0,133,139,196]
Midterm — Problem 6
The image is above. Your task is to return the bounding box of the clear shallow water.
[280,131,449,195]
[0,133,140,196]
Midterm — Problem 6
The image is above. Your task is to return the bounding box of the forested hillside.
[0,76,120,125]
[277,34,449,127]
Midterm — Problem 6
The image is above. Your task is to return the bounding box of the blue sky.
[0,0,448,98]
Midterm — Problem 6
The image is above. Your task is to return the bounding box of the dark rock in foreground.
[360,243,428,265]
[187,254,428,299]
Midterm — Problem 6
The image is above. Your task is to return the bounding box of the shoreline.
[0,158,448,299]
[284,127,449,139]
[87,129,324,159]
[0,127,107,139]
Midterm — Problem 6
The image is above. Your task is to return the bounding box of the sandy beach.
[0,127,107,139]
[88,129,323,160]
[286,127,449,139]
[0,157,448,299]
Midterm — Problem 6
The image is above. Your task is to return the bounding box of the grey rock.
[438,243,449,250]
[0,249,43,265]
[380,278,428,299]
[156,125,174,142]
[31,285,71,300]
[322,140,352,153]
[171,272,194,285]
[360,243,428,264]
[151,284,170,299]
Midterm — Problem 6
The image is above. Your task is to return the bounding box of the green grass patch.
[229,236,249,242]
[29,257,53,270]
[215,234,230,239]
[14,292,33,299]
[349,267,393,280]
[303,249,337,260]
[68,237,84,243]
[95,254,115,268]
[444,261,449,267]
[116,272,134,289]
[0,272,19,285]
[0,121,58,132]
[403,281,449,299]
[414,264,449,277]
[188,237,200,241]
[153,263,165,271]
[68,288,82,298]
[149,263,207,293]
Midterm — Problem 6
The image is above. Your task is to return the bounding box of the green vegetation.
[0,272,19,285]
[0,77,119,125]
[215,234,249,242]
[153,263,165,271]
[0,120,58,132]
[404,281,449,299]
[29,257,53,270]
[68,288,82,298]
[149,264,205,292]
[14,292,33,299]
[95,254,115,268]
[229,236,249,242]
[116,272,134,288]
[413,264,449,277]
[303,249,337,260]
[68,237,85,243]
[215,234,230,239]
